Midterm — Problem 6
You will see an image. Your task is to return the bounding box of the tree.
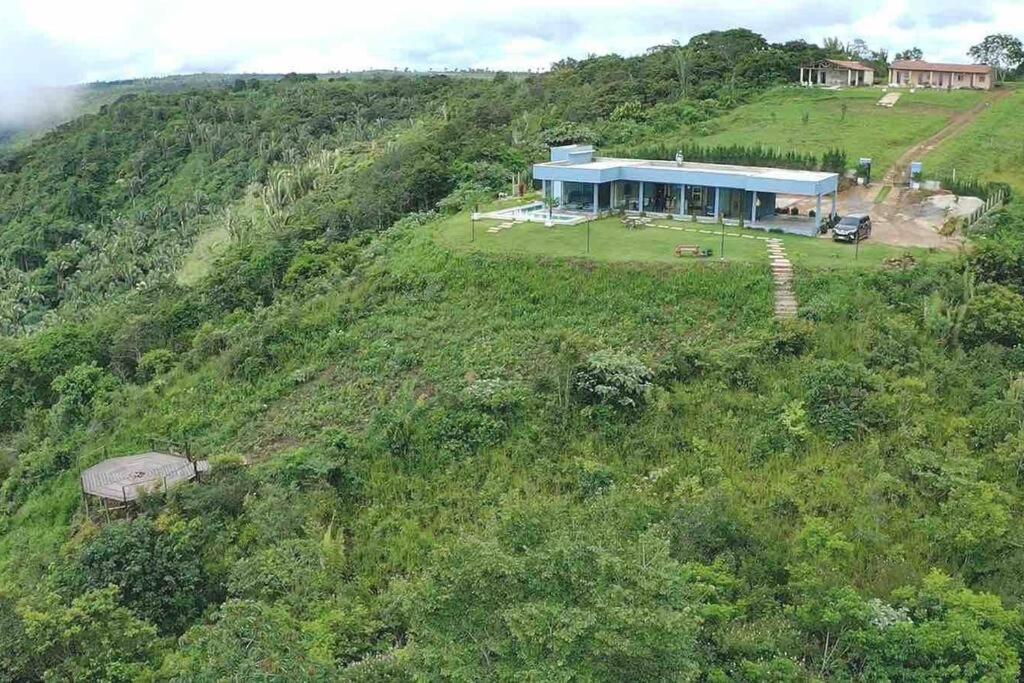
[969,34,1024,81]
[20,587,159,682]
[822,36,851,59]
[895,47,924,61]
[960,283,1024,348]
[849,39,872,61]
[157,600,339,679]
[56,517,211,634]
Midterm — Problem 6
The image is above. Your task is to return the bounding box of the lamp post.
[587,217,591,254]
[720,219,725,260]
[471,210,480,243]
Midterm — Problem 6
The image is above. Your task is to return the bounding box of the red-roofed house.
[888,61,994,90]
[799,59,876,87]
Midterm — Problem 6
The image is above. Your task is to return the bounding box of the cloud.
[1,0,1023,99]
[0,7,85,127]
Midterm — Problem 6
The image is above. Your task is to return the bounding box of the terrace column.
[750,191,758,224]
[714,187,721,219]
[679,184,686,217]
[799,67,805,85]
[815,193,822,231]
[542,179,548,200]
[831,191,836,218]
[592,183,599,216]
[638,182,644,212]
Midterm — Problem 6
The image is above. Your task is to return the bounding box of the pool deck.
[481,199,821,236]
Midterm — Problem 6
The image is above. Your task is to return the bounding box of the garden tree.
[895,47,925,61]
[787,518,868,676]
[969,34,1024,80]
[927,479,1012,576]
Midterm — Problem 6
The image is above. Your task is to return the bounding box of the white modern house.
[531,145,840,235]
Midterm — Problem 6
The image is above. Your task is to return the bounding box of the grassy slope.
[0,227,772,587]
[643,87,989,174]
[5,213,1006,608]
[924,86,1024,192]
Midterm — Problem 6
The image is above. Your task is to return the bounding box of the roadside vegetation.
[2,26,1024,680]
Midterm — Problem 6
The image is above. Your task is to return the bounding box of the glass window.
[561,182,594,210]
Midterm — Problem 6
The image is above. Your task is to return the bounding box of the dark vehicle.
[832,214,872,242]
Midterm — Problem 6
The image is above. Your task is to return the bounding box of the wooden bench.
[675,244,711,258]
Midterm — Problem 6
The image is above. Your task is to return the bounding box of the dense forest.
[4,27,1024,680]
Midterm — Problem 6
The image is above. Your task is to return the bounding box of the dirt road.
[841,88,1012,249]
[877,88,1012,191]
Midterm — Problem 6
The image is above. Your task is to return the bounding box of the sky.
[1,0,1022,124]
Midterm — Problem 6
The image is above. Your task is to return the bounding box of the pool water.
[485,202,585,225]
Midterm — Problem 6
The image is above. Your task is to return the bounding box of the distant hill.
[0,69,531,154]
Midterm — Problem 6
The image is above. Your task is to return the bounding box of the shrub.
[575,458,615,498]
[20,587,158,682]
[960,283,1024,348]
[970,242,1024,292]
[763,318,814,357]
[226,538,333,602]
[574,350,654,409]
[55,518,211,634]
[803,360,882,442]
[136,348,177,382]
[463,378,526,415]
[541,122,597,147]
[49,363,118,428]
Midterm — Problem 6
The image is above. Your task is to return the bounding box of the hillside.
[610,86,1001,180]
[924,85,1024,192]
[0,70,532,156]
[4,33,1024,680]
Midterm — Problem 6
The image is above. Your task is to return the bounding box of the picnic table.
[675,244,712,258]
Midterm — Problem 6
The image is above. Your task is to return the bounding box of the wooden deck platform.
[81,452,209,502]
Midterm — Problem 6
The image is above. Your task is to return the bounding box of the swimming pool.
[483,202,586,225]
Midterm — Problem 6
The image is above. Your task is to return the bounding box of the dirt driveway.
[829,89,1010,249]
[837,185,967,249]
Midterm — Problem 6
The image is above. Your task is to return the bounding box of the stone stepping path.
[767,239,796,318]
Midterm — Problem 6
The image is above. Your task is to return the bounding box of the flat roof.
[535,156,837,183]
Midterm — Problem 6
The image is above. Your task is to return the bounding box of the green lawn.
[634,87,992,175]
[923,86,1024,192]
[434,209,953,270]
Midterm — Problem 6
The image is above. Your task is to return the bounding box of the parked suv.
[833,214,872,242]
